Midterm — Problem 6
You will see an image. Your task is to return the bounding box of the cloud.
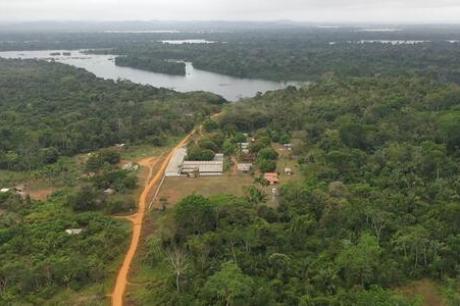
[1,0,460,22]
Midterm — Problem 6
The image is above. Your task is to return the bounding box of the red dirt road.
[111,131,195,306]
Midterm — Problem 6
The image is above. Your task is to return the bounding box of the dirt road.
[111,130,196,306]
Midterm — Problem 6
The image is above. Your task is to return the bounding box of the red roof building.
[264,172,280,185]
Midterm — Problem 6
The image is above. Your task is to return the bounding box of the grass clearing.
[155,143,303,207]
[157,173,254,206]
[119,137,182,161]
[0,170,31,186]
[398,279,446,306]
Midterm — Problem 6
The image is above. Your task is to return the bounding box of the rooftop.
[165,147,187,177]
[237,163,253,171]
[65,228,83,235]
[264,172,280,184]
[182,160,224,174]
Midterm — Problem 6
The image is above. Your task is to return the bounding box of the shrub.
[257,147,279,160]
[257,159,277,173]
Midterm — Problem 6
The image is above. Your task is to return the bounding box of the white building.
[104,188,115,195]
[65,228,83,235]
[283,143,293,151]
[239,142,249,150]
[214,153,224,161]
[182,161,223,176]
[165,147,187,177]
[237,163,253,173]
[165,147,224,177]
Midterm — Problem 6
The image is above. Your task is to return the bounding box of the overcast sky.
[1,0,460,23]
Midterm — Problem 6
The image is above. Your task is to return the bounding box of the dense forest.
[110,40,460,82]
[3,26,460,82]
[135,76,460,305]
[115,56,186,75]
[0,59,223,170]
[0,191,130,305]
[83,28,460,82]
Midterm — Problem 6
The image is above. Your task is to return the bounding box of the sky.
[1,0,460,23]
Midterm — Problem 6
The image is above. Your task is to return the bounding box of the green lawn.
[119,137,183,161]
[157,174,254,206]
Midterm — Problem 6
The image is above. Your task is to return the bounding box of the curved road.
[111,130,196,306]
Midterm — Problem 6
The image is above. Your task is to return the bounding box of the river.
[0,50,299,101]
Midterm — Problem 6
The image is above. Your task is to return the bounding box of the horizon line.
[2,19,460,26]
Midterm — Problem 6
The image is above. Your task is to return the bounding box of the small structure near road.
[264,172,280,185]
[15,184,25,192]
[0,188,10,193]
[14,185,27,199]
[122,161,139,171]
[165,147,187,177]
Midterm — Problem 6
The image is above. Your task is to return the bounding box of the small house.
[16,192,27,199]
[283,143,293,151]
[14,184,25,192]
[15,187,27,199]
[122,161,139,171]
[104,188,115,195]
[65,228,83,235]
[0,188,10,193]
[237,163,253,173]
[239,142,249,150]
[284,168,293,176]
[264,173,280,185]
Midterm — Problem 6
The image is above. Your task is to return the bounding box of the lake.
[159,39,216,44]
[0,50,298,101]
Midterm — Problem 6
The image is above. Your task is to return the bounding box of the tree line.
[115,56,186,75]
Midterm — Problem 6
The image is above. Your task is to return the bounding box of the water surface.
[352,40,430,45]
[0,50,297,101]
[159,39,216,44]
